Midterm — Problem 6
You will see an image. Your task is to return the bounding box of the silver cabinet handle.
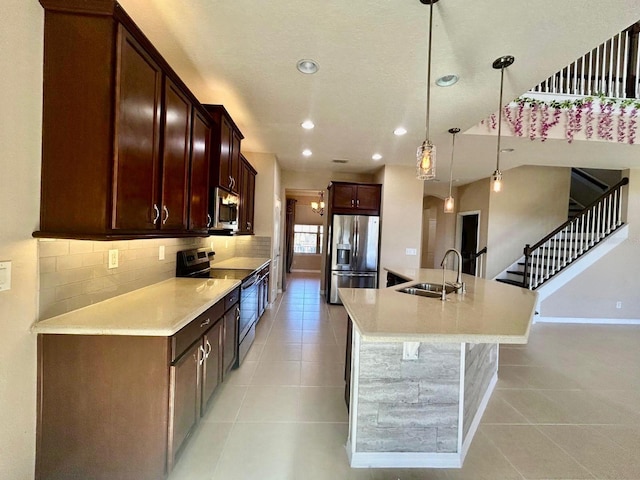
[200,318,210,328]
[152,204,160,224]
[247,221,252,229]
[162,206,169,225]
[197,345,205,365]
[357,199,360,206]
[229,176,233,189]
[235,306,240,321]
[351,199,354,207]
[207,214,212,228]
[205,339,212,358]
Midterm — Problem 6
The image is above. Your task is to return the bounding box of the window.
[293,224,324,254]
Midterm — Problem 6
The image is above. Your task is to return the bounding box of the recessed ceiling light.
[296,59,319,74]
[302,149,312,157]
[301,120,315,130]
[436,74,459,87]
[394,127,407,136]
[372,153,382,161]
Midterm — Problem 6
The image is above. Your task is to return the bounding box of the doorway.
[456,211,480,276]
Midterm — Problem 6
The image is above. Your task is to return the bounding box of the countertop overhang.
[31,278,240,336]
[338,267,538,344]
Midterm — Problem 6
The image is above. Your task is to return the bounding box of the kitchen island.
[338,267,537,469]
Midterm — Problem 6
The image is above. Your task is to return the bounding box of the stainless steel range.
[176,248,259,367]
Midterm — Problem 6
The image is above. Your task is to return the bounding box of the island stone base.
[346,330,498,468]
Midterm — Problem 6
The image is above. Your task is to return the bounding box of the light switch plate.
[405,248,417,256]
[159,245,165,260]
[0,261,11,291]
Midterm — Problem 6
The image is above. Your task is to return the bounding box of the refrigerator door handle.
[332,272,377,277]
[353,217,358,264]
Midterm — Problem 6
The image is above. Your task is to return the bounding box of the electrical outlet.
[405,248,417,256]
[108,249,119,269]
[402,342,420,360]
[616,301,622,309]
[0,261,12,292]
[159,245,165,260]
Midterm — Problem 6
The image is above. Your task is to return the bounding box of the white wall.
[486,165,570,278]
[375,166,424,275]
[0,2,42,478]
[244,152,282,300]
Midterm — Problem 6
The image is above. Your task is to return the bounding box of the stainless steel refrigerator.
[327,214,380,304]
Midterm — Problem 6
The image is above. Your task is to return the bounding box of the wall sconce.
[491,55,514,193]
[444,127,459,213]
[311,191,325,216]
[416,0,440,180]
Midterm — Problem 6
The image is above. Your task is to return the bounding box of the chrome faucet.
[440,248,465,299]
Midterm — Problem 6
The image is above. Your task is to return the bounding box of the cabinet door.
[201,321,222,414]
[218,116,233,190]
[332,184,356,209]
[230,130,242,193]
[223,307,239,375]
[113,27,162,231]
[355,185,381,213]
[188,110,211,230]
[169,341,202,467]
[160,78,191,230]
[246,166,255,234]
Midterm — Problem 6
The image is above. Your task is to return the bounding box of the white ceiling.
[119,0,640,184]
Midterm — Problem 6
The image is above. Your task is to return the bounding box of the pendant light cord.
[448,131,456,197]
[425,1,434,141]
[495,65,505,171]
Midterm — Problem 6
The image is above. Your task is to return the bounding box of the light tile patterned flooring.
[169,272,640,480]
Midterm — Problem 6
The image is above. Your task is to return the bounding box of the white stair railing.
[523,177,629,289]
[530,24,640,99]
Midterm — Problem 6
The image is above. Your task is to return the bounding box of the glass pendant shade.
[416,141,436,180]
[444,196,455,213]
[491,170,503,193]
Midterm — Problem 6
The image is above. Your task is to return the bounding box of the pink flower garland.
[484,98,640,145]
[629,108,637,145]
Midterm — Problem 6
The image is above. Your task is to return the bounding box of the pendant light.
[490,55,514,193]
[310,191,325,216]
[444,127,459,213]
[416,0,439,180]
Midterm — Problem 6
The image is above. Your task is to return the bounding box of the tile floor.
[169,272,640,480]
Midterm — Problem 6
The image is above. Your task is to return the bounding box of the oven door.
[239,275,259,344]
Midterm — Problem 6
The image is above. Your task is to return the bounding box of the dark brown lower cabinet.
[36,287,239,480]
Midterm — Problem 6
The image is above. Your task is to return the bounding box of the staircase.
[496,177,629,290]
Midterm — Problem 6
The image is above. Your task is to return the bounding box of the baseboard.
[536,316,640,325]
[348,450,461,469]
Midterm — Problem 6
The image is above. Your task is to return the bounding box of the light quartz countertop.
[31,278,240,336]
[211,257,270,271]
[338,267,537,344]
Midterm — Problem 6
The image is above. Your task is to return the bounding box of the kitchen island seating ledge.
[339,267,537,469]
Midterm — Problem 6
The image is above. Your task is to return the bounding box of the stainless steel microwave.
[212,188,239,232]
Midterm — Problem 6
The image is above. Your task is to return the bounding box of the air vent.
[332,159,348,164]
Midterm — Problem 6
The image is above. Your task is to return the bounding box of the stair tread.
[506,270,524,276]
[496,278,525,287]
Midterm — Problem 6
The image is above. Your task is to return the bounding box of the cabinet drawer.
[224,286,240,311]
[171,300,224,362]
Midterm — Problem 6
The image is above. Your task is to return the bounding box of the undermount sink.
[397,282,457,298]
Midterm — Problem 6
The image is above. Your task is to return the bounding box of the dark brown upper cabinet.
[238,155,257,235]
[328,182,382,216]
[188,110,212,231]
[204,105,244,195]
[35,1,209,240]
